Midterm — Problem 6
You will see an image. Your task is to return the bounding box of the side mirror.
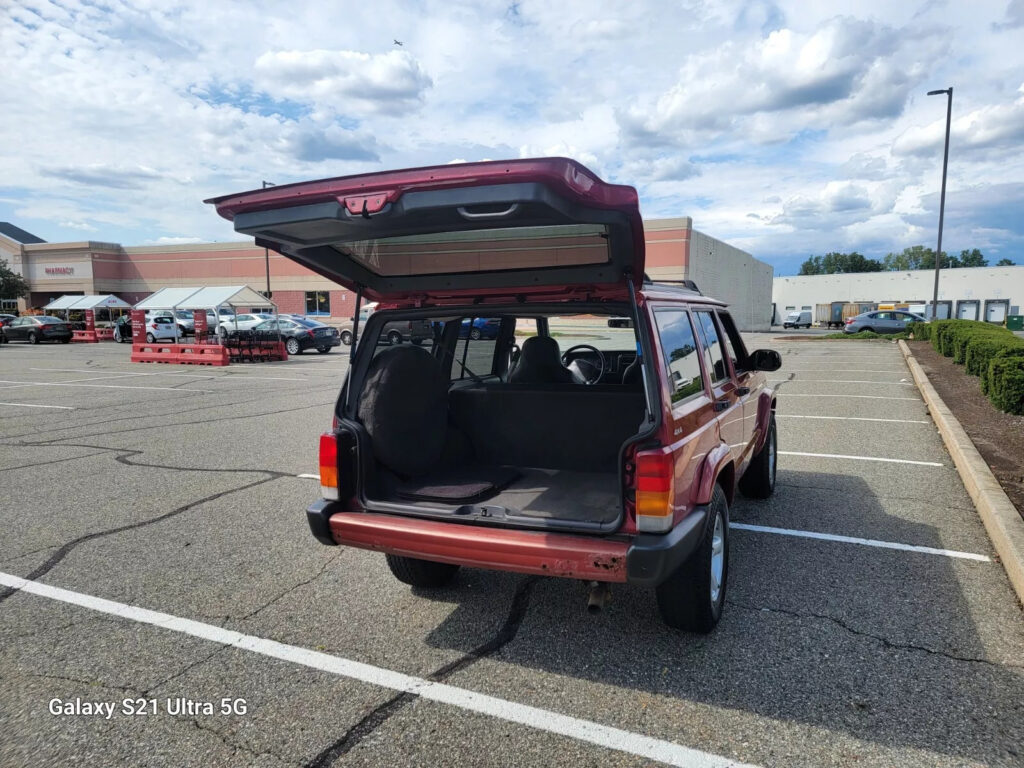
[749,349,782,372]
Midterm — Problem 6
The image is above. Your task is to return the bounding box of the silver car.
[844,310,924,334]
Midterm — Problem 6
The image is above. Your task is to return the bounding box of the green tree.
[0,258,28,300]
[800,252,883,275]
[799,255,824,275]
[995,258,1015,266]
[957,249,988,268]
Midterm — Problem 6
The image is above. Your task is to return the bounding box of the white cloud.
[0,0,1020,273]
[254,49,432,115]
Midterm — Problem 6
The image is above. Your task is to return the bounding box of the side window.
[654,310,705,404]
[693,311,728,384]
[716,311,747,371]
[451,316,501,380]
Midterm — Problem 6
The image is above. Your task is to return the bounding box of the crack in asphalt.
[0,397,336,443]
[241,555,343,621]
[0,475,281,606]
[189,716,301,767]
[303,576,539,768]
[727,599,1024,669]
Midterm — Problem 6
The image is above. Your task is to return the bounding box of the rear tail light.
[319,432,339,501]
[845,318,854,324]
[635,449,674,533]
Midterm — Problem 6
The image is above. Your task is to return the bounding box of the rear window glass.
[693,311,728,384]
[335,224,610,277]
[654,310,705,404]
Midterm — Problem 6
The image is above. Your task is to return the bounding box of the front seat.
[507,336,574,384]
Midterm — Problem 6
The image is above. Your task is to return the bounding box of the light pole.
[261,180,275,299]
[926,87,952,321]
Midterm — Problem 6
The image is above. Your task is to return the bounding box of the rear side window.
[693,311,728,384]
[716,311,748,371]
[654,310,705,404]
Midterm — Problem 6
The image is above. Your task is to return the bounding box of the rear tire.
[285,337,301,355]
[28,332,38,344]
[146,332,155,343]
[385,554,460,588]
[387,330,402,345]
[317,346,330,354]
[340,330,353,345]
[469,327,482,340]
[739,414,777,499]
[656,484,729,633]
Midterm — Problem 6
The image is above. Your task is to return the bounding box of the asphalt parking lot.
[1,337,1022,768]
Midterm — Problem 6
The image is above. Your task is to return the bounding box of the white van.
[783,310,812,329]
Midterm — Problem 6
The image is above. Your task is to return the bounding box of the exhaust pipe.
[587,581,610,614]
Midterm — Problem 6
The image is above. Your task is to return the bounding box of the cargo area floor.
[487,467,619,525]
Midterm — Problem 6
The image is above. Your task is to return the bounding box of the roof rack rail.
[641,273,701,294]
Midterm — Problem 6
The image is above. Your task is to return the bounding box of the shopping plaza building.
[1,218,775,330]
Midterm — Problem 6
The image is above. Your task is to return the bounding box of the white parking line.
[770,379,915,386]
[29,368,306,382]
[776,415,930,425]
[0,380,213,394]
[780,451,942,467]
[0,402,76,410]
[782,369,908,373]
[780,393,920,401]
[0,571,757,768]
[296,473,320,479]
[731,524,989,561]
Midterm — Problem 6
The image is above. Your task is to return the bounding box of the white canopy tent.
[134,285,277,343]
[43,294,133,327]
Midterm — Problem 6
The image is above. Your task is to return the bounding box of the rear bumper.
[306,501,708,586]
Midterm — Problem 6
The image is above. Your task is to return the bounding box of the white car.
[217,313,273,335]
[142,314,179,342]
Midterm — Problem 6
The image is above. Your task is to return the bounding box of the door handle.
[713,399,730,412]
[736,386,750,396]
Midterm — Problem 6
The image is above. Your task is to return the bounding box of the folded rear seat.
[357,345,519,503]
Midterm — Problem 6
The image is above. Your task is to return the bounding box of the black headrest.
[508,336,574,384]
[357,345,450,477]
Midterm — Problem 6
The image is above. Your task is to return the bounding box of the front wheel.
[385,554,460,588]
[656,484,729,633]
[285,337,301,355]
[739,414,777,499]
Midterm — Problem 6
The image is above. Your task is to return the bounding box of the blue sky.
[2,0,1023,274]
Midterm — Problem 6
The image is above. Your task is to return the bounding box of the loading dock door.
[957,300,979,320]
[985,299,1009,324]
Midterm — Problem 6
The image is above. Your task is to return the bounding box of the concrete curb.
[899,340,1024,605]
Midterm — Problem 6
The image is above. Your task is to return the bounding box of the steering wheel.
[561,344,606,385]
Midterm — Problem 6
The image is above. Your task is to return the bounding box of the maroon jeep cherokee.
[209,158,779,632]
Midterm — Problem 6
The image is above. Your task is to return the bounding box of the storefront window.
[305,291,330,316]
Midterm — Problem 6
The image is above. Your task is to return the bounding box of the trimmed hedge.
[913,318,1024,415]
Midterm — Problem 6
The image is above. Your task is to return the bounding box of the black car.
[2,315,72,344]
[250,316,341,355]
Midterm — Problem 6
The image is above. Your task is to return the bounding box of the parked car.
[459,317,501,340]
[210,158,781,633]
[0,313,15,343]
[337,314,432,346]
[217,313,272,335]
[783,310,812,329]
[2,315,72,344]
[142,314,179,342]
[844,310,924,334]
[249,316,341,355]
[113,315,133,343]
